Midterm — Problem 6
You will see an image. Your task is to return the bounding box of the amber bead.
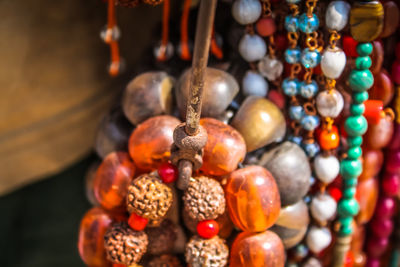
[231,96,286,152]
[370,71,394,107]
[225,166,280,232]
[359,149,383,181]
[350,1,384,43]
[364,114,394,150]
[356,177,378,224]
[128,115,180,171]
[93,152,135,211]
[319,126,340,150]
[380,1,400,38]
[230,231,285,267]
[78,207,114,267]
[199,118,246,176]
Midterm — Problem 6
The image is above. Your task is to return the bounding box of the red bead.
[274,33,288,51]
[375,196,396,219]
[268,90,286,110]
[113,264,126,267]
[371,217,394,238]
[391,60,400,85]
[364,100,383,124]
[344,250,354,267]
[313,64,322,75]
[382,173,400,197]
[157,162,178,183]
[256,17,276,37]
[128,213,148,231]
[329,186,342,202]
[396,42,400,60]
[343,35,358,58]
[366,236,389,258]
[386,150,400,173]
[196,220,219,239]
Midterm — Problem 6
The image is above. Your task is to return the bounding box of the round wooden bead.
[314,154,340,184]
[310,193,337,224]
[231,0,262,25]
[349,1,384,43]
[380,1,400,38]
[259,142,311,206]
[242,70,269,97]
[230,231,285,267]
[239,34,267,62]
[321,47,346,79]
[225,166,281,232]
[306,226,332,254]
[316,89,344,118]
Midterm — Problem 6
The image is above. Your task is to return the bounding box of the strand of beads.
[333,1,385,266]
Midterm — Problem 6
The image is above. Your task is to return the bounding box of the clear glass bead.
[285,47,301,64]
[298,13,319,33]
[282,78,300,96]
[300,80,318,99]
[285,15,299,32]
[289,105,305,122]
[301,48,321,68]
[301,114,320,131]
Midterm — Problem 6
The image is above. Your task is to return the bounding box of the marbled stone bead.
[380,1,399,38]
[321,47,346,79]
[298,13,319,34]
[314,154,340,184]
[242,70,268,97]
[353,91,369,104]
[338,198,360,217]
[344,115,368,136]
[349,1,384,43]
[285,47,301,64]
[325,1,351,31]
[239,34,267,62]
[306,226,332,254]
[225,166,281,232]
[316,89,344,118]
[340,159,362,178]
[355,56,372,70]
[232,0,262,25]
[311,193,337,224]
[348,69,374,92]
[258,56,284,81]
[282,78,300,96]
[356,177,378,224]
[301,48,321,69]
[300,80,318,99]
[357,43,373,56]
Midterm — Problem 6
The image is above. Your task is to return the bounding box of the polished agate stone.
[230,231,285,267]
[370,41,383,75]
[369,71,394,107]
[380,1,400,38]
[231,96,285,152]
[225,166,281,232]
[122,72,174,125]
[93,152,135,211]
[356,177,378,224]
[270,200,309,249]
[364,114,394,150]
[259,142,311,206]
[128,115,180,171]
[349,1,384,43]
[359,149,383,181]
[199,118,246,176]
[78,207,114,267]
[175,68,239,119]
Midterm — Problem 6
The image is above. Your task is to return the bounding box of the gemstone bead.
[300,80,318,99]
[311,193,337,223]
[231,0,262,25]
[284,47,301,64]
[285,15,299,32]
[375,196,396,219]
[316,89,344,118]
[338,199,360,217]
[353,91,369,104]
[348,70,374,92]
[370,218,393,238]
[256,17,276,37]
[301,48,321,69]
[321,47,346,79]
[242,70,268,97]
[369,70,395,106]
[225,166,281,232]
[343,187,356,199]
[197,220,219,239]
[344,115,368,136]
[239,34,267,62]
[366,236,389,258]
[340,159,362,178]
[301,141,320,158]
[355,56,372,70]
[349,103,365,116]
[363,99,383,124]
[282,78,300,96]
[347,136,363,147]
[325,1,351,31]
[288,134,303,146]
[300,115,320,131]
[349,1,384,43]
[359,149,383,181]
[306,226,332,254]
[380,1,400,38]
[357,43,373,56]
[343,35,358,58]
[364,114,394,149]
[289,105,305,122]
[371,40,384,74]
[382,173,400,197]
[258,56,284,81]
[314,154,340,184]
[128,213,148,231]
[157,162,178,183]
[318,126,340,150]
[347,146,362,159]
[298,13,319,34]
[356,177,378,224]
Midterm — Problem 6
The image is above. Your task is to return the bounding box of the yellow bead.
[350,1,384,42]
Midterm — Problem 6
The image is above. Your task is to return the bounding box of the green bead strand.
[353,91,369,104]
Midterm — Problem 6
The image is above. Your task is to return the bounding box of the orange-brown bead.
[94,152,136,211]
[318,126,340,150]
[128,115,180,171]
[356,177,379,224]
[359,149,383,181]
[230,231,285,267]
[200,118,246,176]
[78,207,114,267]
[225,165,281,232]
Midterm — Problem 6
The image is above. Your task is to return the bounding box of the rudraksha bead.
[148,254,182,267]
[183,176,225,221]
[185,235,229,267]
[127,173,173,220]
[145,219,178,255]
[104,222,148,265]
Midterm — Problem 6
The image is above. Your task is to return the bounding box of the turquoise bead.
[298,13,319,34]
[344,177,358,187]
[339,223,353,236]
[285,15,299,32]
[344,115,368,136]
[348,69,374,92]
[353,91,369,104]
[356,43,373,56]
[285,47,301,64]
[350,103,365,116]
[338,198,360,217]
[343,187,357,199]
[340,159,362,178]
[347,136,363,147]
[339,216,353,228]
[347,146,362,159]
[355,56,372,70]
[301,48,321,68]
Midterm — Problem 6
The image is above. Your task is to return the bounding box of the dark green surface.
[0,156,94,267]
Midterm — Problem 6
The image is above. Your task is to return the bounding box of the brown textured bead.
[185,235,229,267]
[350,1,384,42]
[148,254,182,267]
[225,166,281,232]
[145,219,177,255]
[127,173,173,220]
[380,1,400,38]
[230,231,285,267]
[270,200,309,249]
[183,176,225,221]
[356,177,379,224]
[104,222,148,265]
[370,70,394,107]
[364,114,394,150]
[359,149,383,181]
[370,41,383,75]
[199,118,246,176]
[128,115,180,171]
[94,152,136,212]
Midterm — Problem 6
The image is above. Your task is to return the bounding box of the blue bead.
[285,15,298,32]
[300,80,318,99]
[301,141,320,158]
[298,13,319,33]
[301,48,321,68]
[300,115,320,131]
[284,47,301,64]
[286,0,301,3]
[289,105,305,121]
[282,78,300,96]
[288,135,303,145]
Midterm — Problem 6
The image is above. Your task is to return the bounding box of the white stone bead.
[316,89,344,118]
[321,47,346,79]
[306,226,332,254]
[239,34,267,62]
[311,193,337,223]
[232,0,262,25]
[313,154,340,184]
[242,70,269,97]
[325,1,351,31]
[258,56,284,81]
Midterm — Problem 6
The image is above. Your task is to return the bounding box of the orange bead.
[94,152,135,211]
[256,17,276,37]
[78,207,114,267]
[364,100,383,124]
[200,118,246,176]
[128,115,180,171]
[356,177,379,224]
[225,166,281,232]
[359,149,383,181]
[319,125,340,150]
[230,231,285,267]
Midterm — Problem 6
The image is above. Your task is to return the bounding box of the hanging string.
[106,0,121,76]
[157,0,170,61]
[210,26,223,59]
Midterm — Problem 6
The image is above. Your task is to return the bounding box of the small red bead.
[113,264,126,267]
[344,250,354,267]
[364,100,383,124]
[157,162,178,183]
[329,187,342,202]
[128,213,148,231]
[256,17,276,37]
[268,90,286,110]
[343,35,358,58]
[197,220,219,239]
[274,32,288,51]
[382,173,400,197]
